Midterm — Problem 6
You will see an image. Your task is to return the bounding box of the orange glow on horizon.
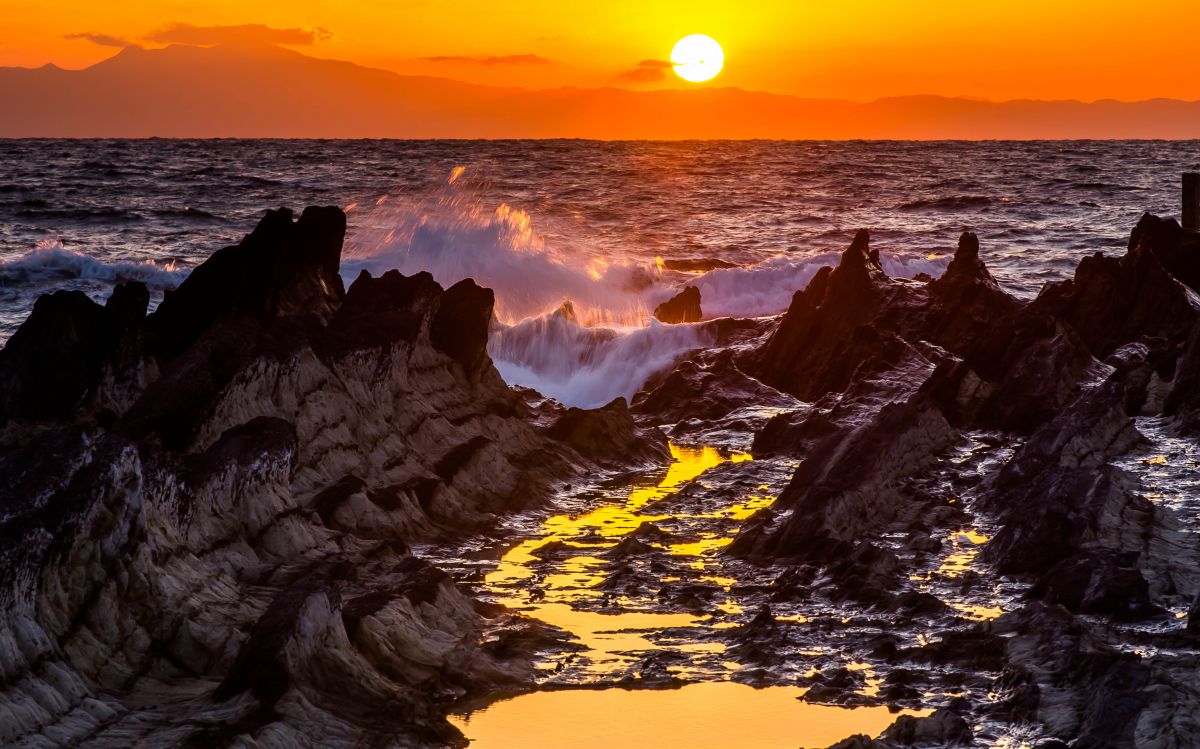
[1,0,1199,102]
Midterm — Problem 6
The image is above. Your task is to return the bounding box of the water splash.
[341,168,953,407]
[342,168,655,325]
[488,303,711,408]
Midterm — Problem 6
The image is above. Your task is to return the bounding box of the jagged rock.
[1165,318,1200,432]
[1025,234,1198,361]
[548,396,669,465]
[981,379,1153,575]
[1030,551,1160,621]
[749,230,919,401]
[431,278,496,379]
[922,232,1023,380]
[323,269,444,355]
[148,205,346,361]
[0,283,146,425]
[1127,212,1200,293]
[733,348,959,560]
[0,207,600,748]
[633,350,796,424]
[653,285,702,323]
[878,707,972,746]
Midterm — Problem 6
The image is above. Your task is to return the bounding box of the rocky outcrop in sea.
[0,207,665,748]
[4,204,1200,748]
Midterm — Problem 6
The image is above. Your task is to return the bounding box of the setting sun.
[671,34,724,83]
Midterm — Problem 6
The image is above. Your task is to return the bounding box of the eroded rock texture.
[708,214,1200,747]
[0,208,660,748]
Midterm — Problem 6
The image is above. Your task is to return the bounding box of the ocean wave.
[342,173,654,325]
[688,252,949,319]
[489,303,712,408]
[15,206,144,222]
[0,240,188,289]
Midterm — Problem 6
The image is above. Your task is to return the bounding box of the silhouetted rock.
[654,285,702,323]
[431,277,495,379]
[879,708,972,746]
[548,397,669,465]
[0,282,146,425]
[148,205,345,361]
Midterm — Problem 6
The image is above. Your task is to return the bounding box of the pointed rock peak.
[957,232,980,261]
[937,231,997,287]
[836,229,887,278]
[850,229,870,253]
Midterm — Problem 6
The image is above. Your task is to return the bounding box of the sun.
[671,34,724,83]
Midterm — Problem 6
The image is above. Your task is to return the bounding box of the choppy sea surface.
[2,139,1198,403]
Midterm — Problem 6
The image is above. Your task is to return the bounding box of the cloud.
[619,59,673,83]
[65,32,133,48]
[419,54,551,66]
[145,23,333,46]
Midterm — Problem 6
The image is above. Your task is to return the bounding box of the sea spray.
[488,303,712,409]
[691,252,949,318]
[341,169,951,407]
[342,170,655,325]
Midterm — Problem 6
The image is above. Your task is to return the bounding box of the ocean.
[3,139,1198,404]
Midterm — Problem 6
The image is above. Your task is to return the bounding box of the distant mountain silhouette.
[2,43,1198,139]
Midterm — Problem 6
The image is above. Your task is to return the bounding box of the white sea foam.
[0,239,187,288]
[340,170,953,407]
[342,184,653,326]
[691,252,950,319]
[488,304,712,409]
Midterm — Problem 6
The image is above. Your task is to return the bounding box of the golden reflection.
[451,682,929,749]
[935,528,989,579]
[485,444,751,665]
[909,526,1004,621]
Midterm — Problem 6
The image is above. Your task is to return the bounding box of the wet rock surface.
[7,208,1200,748]
[653,285,702,324]
[0,208,659,748]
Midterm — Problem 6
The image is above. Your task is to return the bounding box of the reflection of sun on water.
[450,682,920,749]
[455,444,931,748]
[910,524,1002,621]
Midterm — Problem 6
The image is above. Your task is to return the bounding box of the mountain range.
[2,43,1198,139]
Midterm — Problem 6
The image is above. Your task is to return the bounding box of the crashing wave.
[0,239,187,288]
[488,303,712,409]
[338,170,953,406]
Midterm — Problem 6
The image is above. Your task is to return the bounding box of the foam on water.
[342,175,654,326]
[690,252,948,318]
[0,239,187,289]
[339,172,951,406]
[488,304,711,408]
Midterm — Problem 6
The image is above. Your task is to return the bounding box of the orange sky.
[1,0,1198,101]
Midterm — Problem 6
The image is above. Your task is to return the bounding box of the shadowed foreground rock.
[0,207,662,748]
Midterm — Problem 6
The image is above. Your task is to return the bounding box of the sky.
[1,0,1198,102]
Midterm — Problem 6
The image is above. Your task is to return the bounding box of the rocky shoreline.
[2,205,1200,748]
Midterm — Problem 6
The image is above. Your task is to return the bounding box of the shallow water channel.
[446,445,929,747]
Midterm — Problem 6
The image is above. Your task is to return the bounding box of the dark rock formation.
[0,283,146,424]
[633,350,796,425]
[0,207,643,748]
[653,285,702,324]
[735,216,1200,748]
[547,396,669,465]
